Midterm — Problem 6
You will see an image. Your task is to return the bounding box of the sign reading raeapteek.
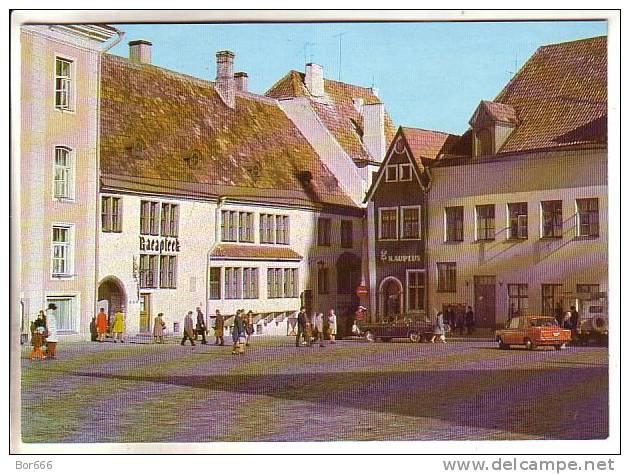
[139,236,181,253]
[379,250,421,263]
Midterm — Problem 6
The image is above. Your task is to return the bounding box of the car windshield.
[530,318,558,327]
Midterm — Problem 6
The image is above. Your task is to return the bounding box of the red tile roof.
[471,100,519,125]
[210,244,303,261]
[400,127,463,162]
[99,55,357,209]
[494,36,607,153]
[266,71,396,162]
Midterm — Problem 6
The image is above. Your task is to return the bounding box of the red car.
[495,316,571,350]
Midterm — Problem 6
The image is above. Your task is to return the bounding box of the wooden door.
[139,293,151,334]
[474,276,496,328]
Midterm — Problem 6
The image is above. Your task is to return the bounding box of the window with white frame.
[385,165,398,182]
[507,202,528,239]
[209,267,221,299]
[139,254,158,288]
[55,57,73,110]
[53,146,72,199]
[508,284,528,316]
[444,206,464,242]
[140,201,160,235]
[576,198,599,237]
[260,214,275,243]
[436,262,456,292]
[51,225,72,277]
[407,270,425,312]
[46,296,76,331]
[399,163,412,181]
[160,203,179,237]
[242,268,259,299]
[224,267,242,299]
[475,204,495,241]
[400,206,421,240]
[238,212,254,243]
[159,255,177,288]
[541,200,563,238]
[101,196,122,232]
[379,208,398,240]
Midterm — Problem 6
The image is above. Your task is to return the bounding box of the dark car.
[358,315,433,343]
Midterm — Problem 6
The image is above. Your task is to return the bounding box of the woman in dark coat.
[231,310,246,355]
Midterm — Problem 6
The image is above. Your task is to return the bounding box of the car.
[495,316,571,350]
[358,316,434,343]
[575,302,608,346]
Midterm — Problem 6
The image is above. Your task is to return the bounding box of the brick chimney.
[362,102,386,162]
[305,63,324,97]
[129,40,152,64]
[234,72,248,93]
[215,50,235,108]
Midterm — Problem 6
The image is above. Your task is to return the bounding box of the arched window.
[53,146,72,199]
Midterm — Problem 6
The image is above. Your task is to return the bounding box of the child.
[29,326,46,361]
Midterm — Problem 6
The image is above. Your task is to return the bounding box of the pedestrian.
[313,312,325,347]
[554,302,564,328]
[445,306,455,330]
[304,320,313,347]
[195,307,207,344]
[96,307,108,342]
[181,311,196,346]
[569,305,580,332]
[231,310,246,355]
[456,309,465,336]
[465,306,475,335]
[153,312,165,343]
[563,311,573,330]
[29,325,46,361]
[327,309,337,344]
[213,309,225,346]
[111,307,125,343]
[89,316,98,342]
[430,311,447,343]
[45,303,59,358]
[295,307,307,347]
[245,310,255,347]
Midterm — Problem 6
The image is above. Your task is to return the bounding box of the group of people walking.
[28,303,58,361]
[295,307,337,347]
[95,307,126,343]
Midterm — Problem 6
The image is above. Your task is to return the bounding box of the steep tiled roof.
[210,244,302,261]
[266,70,396,162]
[99,55,357,209]
[400,127,463,162]
[494,36,607,153]
[471,100,519,126]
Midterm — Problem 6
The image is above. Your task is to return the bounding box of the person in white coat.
[45,303,59,359]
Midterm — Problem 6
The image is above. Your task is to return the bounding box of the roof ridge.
[538,35,606,50]
[401,125,456,136]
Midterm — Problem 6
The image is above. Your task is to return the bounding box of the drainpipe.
[205,196,227,328]
[93,28,125,338]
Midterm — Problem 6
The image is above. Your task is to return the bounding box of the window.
[51,226,72,277]
[46,296,76,331]
[318,218,331,246]
[140,201,160,235]
[139,254,158,288]
[445,206,464,242]
[399,163,412,181]
[160,203,179,237]
[221,210,238,242]
[385,165,398,182]
[55,57,73,110]
[508,202,528,239]
[577,284,600,295]
[474,128,493,156]
[407,270,425,312]
[340,220,353,248]
[267,268,278,298]
[379,208,398,240]
[576,198,599,237]
[53,147,72,199]
[541,200,563,238]
[267,268,297,298]
[159,255,177,288]
[542,284,563,316]
[260,214,272,244]
[242,268,259,299]
[224,267,242,299]
[508,284,528,316]
[475,204,495,240]
[222,211,254,242]
[284,268,298,298]
[238,212,253,242]
[436,262,456,292]
[101,196,122,233]
[275,215,290,245]
[317,267,330,295]
[209,267,221,300]
[401,206,421,240]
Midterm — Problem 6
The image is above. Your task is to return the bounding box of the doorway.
[139,293,151,334]
[379,277,403,322]
[474,275,496,328]
[97,276,127,328]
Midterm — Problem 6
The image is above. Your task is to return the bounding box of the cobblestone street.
[19,338,608,443]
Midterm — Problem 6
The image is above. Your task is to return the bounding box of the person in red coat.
[96,307,108,342]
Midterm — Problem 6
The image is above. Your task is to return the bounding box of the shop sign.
[379,249,422,263]
[139,236,181,253]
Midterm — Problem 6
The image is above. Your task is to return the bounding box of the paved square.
[20,338,608,442]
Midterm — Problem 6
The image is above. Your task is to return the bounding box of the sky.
[110,21,607,135]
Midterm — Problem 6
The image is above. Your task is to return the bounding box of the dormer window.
[469,101,517,157]
[474,128,493,156]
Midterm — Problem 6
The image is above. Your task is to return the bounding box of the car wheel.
[364,330,375,343]
[524,338,536,350]
[498,337,509,350]
[554,342,567,350]
[409,331,420,343]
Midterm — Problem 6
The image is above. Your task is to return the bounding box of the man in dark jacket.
[296,307,307,347]
[554,302,564,327]
[569,305,580,339]
[465,306,475,335]
[195,307,207,344]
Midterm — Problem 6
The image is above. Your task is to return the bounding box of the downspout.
[93,28,124,335]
